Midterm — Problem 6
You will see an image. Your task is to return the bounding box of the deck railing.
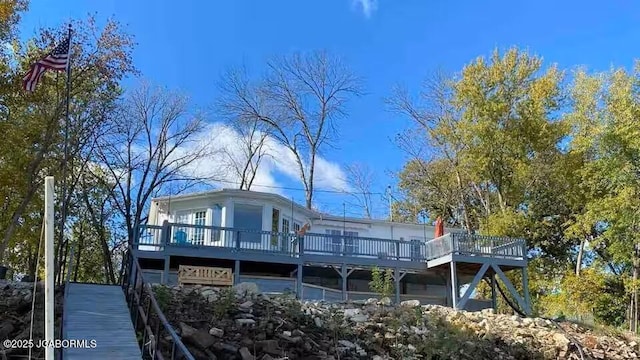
[424,233,527,260]
[135,222,526,263]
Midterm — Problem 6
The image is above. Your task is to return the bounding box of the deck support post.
[234,260,240,285]
[334,265,355,301]
[296,264,303,299]
[162,256,170,285]
[457,263,490,310]
[491,273,497,311]
[341,265,348,301]
[450,261,459,309]
[522,266,531,315]
[492,264,531,315]
[393,268,406,304]
[395,268,400,304]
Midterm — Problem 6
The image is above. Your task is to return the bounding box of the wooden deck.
[62,283,141,359]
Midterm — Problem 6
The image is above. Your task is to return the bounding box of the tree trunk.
[74,222,84,282]
[575,237,586,276]
[454,170,472,234]
[631,258,638,334]
[82,192,117,284]
[99,224,116,284]
[306,151,316,209]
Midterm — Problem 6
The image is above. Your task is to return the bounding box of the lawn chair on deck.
[173,229,188,245]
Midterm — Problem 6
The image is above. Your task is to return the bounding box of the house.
[134,188,531,313]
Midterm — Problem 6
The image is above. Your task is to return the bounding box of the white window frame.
[193,210,207,245]
[172,209,208,245]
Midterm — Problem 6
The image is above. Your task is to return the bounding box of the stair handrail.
[121,245,195,360]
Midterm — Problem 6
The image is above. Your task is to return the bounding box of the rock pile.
[0,281,63,360]
[155,283,640,360]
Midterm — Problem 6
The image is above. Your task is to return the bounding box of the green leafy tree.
[565,65,640,331]
[0,16,136,272]
[0,0,27,44]
[390,47,593,319]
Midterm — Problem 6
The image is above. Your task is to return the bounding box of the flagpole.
[57,24,72,285]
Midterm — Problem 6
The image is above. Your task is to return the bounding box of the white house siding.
[306,220,436,260]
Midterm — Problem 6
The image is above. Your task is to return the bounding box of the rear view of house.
[134,189,531,313]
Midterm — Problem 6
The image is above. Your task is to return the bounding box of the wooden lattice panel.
[178,265,234,286]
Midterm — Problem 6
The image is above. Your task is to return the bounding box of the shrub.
[369,266,395,299]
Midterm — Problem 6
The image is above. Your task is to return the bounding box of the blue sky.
[18,0,640,218]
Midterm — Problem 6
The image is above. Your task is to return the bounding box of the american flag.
[23,36,70,92]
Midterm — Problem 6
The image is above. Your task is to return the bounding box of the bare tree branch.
[217,51,362,208]
[343,163,375,219]
[95,82,211,244]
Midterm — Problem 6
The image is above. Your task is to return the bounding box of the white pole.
[44,176,55,360]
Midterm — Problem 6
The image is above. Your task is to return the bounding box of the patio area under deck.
[133,222,530,312]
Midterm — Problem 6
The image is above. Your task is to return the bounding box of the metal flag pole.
[57,24,72,285]
[44,177,55,360]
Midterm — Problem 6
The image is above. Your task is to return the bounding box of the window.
[173,210,206,245]
[410,239,422,260]
[176,212,190,225]
[193,211,206,245]
[344,231,359,255]
[326,229,342,254]
[279,218,291,251]
[234,204,263,243]
[271,208,280,245]
[325,230,359,255]
[271,208,280,231]
[173,212,191,245]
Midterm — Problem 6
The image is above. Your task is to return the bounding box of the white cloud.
[182,122,350,196]
[352,0,378,18]
[313,157,351,192]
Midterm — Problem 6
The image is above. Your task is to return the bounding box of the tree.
[394,157,474,228]
[391,48,589,319]
[0,17,136,267]
[0,0,27,44]
[73,165,124,283]
[343,163,375,218]
[222,115,270,190]
[390,48,566,238]
[565,65,640,332]
[218,51,362,208]
[95,83,210,246]
[389,71,477,231]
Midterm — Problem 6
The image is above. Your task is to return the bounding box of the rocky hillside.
[154,283,640,360]
[0,281,64,360]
